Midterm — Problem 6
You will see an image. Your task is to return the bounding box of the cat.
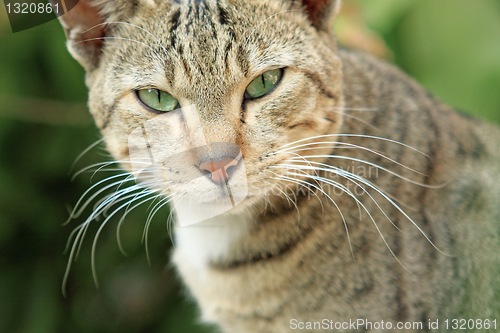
[55,0,500,332]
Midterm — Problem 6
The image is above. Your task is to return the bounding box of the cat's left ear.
[300,0,341,31]
[52,0,107,71]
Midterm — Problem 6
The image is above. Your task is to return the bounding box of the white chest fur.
[171,211,252,273]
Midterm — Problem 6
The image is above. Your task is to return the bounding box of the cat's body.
[56,0,500,332]
[173,48,500,332]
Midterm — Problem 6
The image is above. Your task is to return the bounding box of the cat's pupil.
[155,89,161,103]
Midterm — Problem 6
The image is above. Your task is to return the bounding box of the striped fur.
[57,0,500,332]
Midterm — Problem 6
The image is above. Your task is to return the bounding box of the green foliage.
[0,2,499,333]
[353,0,500,122]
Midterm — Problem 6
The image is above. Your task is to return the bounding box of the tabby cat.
[56,0,500,332]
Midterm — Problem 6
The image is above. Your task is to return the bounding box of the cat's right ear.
[299,0,341,31]
[52,0,106,71]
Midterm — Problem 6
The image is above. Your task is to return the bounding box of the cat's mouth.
[197,189,247,203]
[178,179,250,206]
[172,190,249,227]
[165,152,249,226]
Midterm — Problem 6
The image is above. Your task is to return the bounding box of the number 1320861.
[6,3,59,14]
[444,319,497,330]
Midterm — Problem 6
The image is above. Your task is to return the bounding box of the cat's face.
[62,0,344,221]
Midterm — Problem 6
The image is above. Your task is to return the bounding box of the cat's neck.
[173,210,253,271]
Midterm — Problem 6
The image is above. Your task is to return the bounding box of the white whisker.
[267,170,354,258]
[64,174,137,223]
[70,138,106,173]
[282,162,450,256]
[115,192,159,256]
[90,190,158,287]
[277,134,429,157]
[143,194,174,265]
[282,165,402,232]
[275,167,407,267]
[289,155,443,188]
[275,140,427,177]
[74,184,147,259]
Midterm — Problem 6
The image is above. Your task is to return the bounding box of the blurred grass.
[337,0,500,122]
[0,1,499,333]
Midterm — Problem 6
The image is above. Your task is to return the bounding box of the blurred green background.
[0,0,499,332]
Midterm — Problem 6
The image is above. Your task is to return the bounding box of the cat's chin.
[172,193,254,227]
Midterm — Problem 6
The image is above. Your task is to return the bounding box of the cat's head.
[58,0,345,223]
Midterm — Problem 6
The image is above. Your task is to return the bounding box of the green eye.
[245,68,283,99]
[136,88,179,112]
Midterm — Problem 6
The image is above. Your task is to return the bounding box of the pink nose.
[199,158,239,185]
